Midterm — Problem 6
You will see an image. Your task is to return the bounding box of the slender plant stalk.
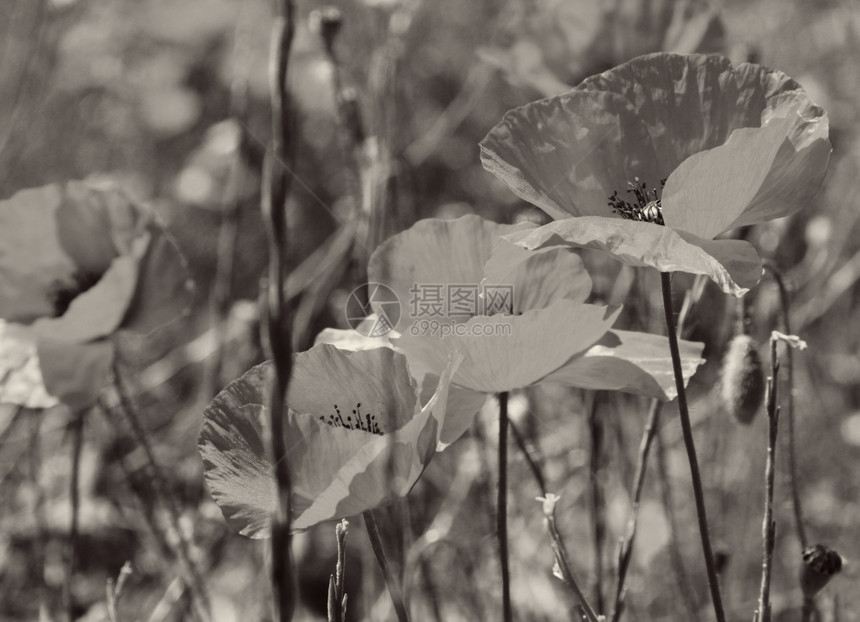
[763,263,806,549]
[262,1,297,620]
[588,395,606,613]
[64,408,85,622]
[659,271,726,622]
[610,400,662,622]
[364,511,409,622]
[497,391,512,622]
[327,520,349,622]
[538,494,603,622]
[509,418,547,496]
[756,337,781,622]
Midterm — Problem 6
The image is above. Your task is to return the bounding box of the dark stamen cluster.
[49,269,103,317]
[320,402,383,435]
[607,177,666,225]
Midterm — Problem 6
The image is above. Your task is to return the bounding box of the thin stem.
[538,495,602,622]
[509,417,547,497]
[263,1,297,620]
[756,338,781,622]
[64,408,85,622]
[364,511,409,622]
[610,400,662,622]
[112,368,210,622]
[497,391,512,622]
[763,262,806,549]
[327,520,349,622]
[660,271,726,622]
[801,597,815,622]
[588,395,606,613]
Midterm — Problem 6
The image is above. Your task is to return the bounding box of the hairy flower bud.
[800,544,843,597]
[719,334,766,424]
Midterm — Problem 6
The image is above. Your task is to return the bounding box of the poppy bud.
[800,544,842,597]
[719,334,765,424]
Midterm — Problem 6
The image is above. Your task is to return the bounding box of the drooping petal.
[368,215,516,329]
[393,300,621,393]
[29,238,147,343]
[538,329,705,401]
[482,241,592,312]
[0,320,59,409]
[504,216,762,296]
[36,339,115,412]
[662,92,831,239]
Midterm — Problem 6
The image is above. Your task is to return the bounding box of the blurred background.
[1,0,859,620]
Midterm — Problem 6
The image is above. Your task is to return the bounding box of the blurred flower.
[481,53,831,296]
[800,544,843,597]
[719,334,765,424]
[320,215,704,445]
[0,181,193,410]
[197,343,459,536]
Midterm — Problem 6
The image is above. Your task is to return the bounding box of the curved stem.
[660,272,726,622]
[364,511,410,622]
[497,391,512,622]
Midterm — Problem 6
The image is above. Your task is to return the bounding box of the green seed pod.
[719,334,765,424]
[800,544,843,597]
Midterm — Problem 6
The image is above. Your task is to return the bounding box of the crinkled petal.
[663,92,831,238]
[393,300,621,393]
[198,350,459,536]
[505,216,762,296]
[36,339,114,412]
[481,53,808,222]
[480,88,661,220]
[369,215,516,330]
[538,329,705,401]
[483,241,592,312]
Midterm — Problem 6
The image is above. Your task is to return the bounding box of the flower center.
[607,177,666,225]
[49,269,103,317]
[321,402,383,435]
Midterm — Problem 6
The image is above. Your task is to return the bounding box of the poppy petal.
[505,216,762,296]
[538,329,705,401]
[393,300,621,393]
[369,215,516,330]
[36,339,115,412]
[662,93,831,239]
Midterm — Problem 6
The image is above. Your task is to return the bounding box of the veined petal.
[393,300,621,393]
[538,329,705,401]
[480,88,661,219]
[662,93,831,239]
[369,215,515,329]
[483,241,592,311]
[505,216,762,296]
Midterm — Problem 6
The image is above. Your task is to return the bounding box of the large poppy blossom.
[0,181,192,410]
[197,343,459,536]
[321,215,705,445]
[480,53,831,296]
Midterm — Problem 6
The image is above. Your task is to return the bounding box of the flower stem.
[610,400,662,622]
[497,391,512,622]
[763,262,806,550]
[327,519,349,622]
[756,337,781,622]
[659,271,725,622]
[64,408,84,622]
[364,510,410,622]
[538,495,602,622]
[588,395,606,613]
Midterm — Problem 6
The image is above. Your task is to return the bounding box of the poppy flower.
[480,53,831,296]
[197,343,459,536]
[321,215,704,445]
[0,181,193,410]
